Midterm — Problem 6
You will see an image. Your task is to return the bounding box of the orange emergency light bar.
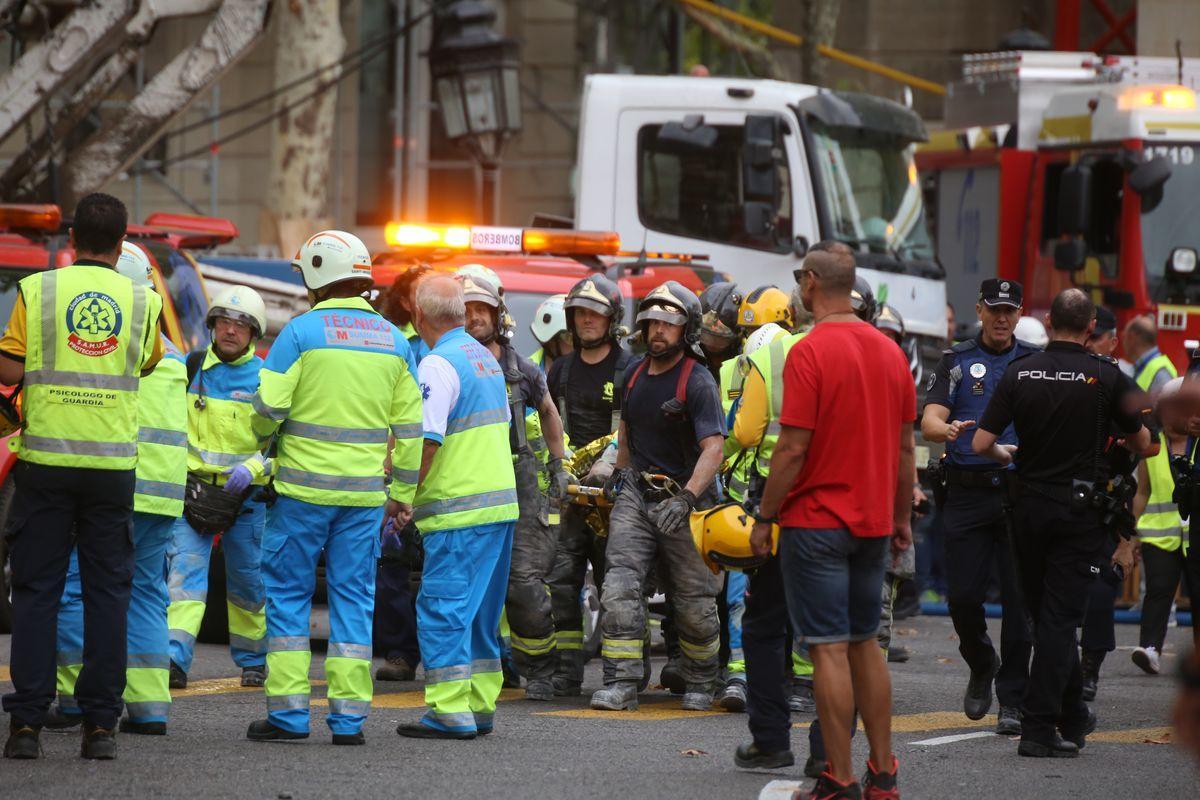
[616,250,705,262]
[0,204,62,232]
[1117,85,1197,112]
[142,212,239,247]
[384,222,621,256]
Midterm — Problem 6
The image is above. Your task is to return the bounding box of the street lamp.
[429,0,522,223]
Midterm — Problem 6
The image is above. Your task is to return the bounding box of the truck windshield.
[1141,143,1200,297]
[808,119,934,260]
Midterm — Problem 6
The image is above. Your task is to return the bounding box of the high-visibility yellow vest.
[19,265,161,470]
[413,327,518,534]
[251,297,424,507]
[749,330,807,476]
[186,345,270,485]
[1135,352,1177,392]
[135,338,188,516]
[719,354,750,501]
[1139,433,1188,552]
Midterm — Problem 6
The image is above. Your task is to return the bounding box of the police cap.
[978,278,1022,308]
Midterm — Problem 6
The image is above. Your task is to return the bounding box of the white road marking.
[911,731,997,746]
[758,779,804,799]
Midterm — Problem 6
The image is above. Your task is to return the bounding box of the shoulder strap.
[503,346,528,451]
[610,352,630,433]
[623,358,652,404]
[950,339,977,354]
[186,349,206,386]
[555,351,577,435]
[675,357,696,405]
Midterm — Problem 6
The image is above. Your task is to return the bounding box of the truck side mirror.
[742,115,783,237]
[1054,238,1087,271]
[1057,163,1092,236]
[1128,155,1172,195]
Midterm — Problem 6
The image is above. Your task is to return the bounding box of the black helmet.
[636,281,702,358]
[699,282,742,341]
[565,274,624,345]
[850,277,877,323]
[876,303,905,340]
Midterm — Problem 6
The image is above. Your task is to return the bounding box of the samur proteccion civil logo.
[65,291,123,357]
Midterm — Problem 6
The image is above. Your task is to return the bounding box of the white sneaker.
[1131,646,1161,675]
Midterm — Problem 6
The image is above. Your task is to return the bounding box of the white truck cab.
[574,74,947,340]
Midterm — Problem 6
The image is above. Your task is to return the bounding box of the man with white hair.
[396,274,518,740]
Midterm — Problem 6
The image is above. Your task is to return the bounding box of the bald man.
[1122,314,1177,394]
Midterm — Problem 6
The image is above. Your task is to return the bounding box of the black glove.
[547,457,571,503]
[651,489,698,532]
[603,467,631,502]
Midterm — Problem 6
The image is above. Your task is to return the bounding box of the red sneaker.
[862,755,900,800]
[796,771,863,800]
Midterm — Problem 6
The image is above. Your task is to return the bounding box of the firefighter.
[545,274,634,695]
[1,192,164,760]
[165,285,271,690]
[590,282,726,712]
[530,293,571,372]
[396,274,518,739]
[460,273,569,700]
[699,282,743,380]
[47,242,188,736]
[246,230,422,745]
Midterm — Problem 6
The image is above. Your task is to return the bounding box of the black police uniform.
[978,340,1146,750]
[924,279,1034,720]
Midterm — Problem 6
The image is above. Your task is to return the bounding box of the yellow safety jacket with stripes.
[186,345,271,485]
[17,264,162,470]
[1135,352,1177,392]
[135,337,188,516]
[719,354,750,501]
[748,330,806,476]
[413,327,518,533]
[1138,433,1188,553]
[251,297,423,507]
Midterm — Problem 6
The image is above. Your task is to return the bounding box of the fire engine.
[918,50,1200,366]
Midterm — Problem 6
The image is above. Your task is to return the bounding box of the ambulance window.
[637,124,793,253]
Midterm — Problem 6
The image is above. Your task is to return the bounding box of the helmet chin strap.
[577,333,609,350]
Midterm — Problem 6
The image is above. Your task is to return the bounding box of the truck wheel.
[0,476,15,634]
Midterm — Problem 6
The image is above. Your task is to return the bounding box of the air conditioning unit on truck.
[573,74,948,348]
[918,50,1200,367]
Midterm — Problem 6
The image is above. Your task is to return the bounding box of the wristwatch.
[749,505,778,526]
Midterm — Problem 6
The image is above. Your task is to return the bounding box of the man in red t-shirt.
[750,250,915,800]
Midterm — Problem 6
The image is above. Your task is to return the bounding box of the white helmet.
[207,285,267,339]
[744,321,787,356]
[456,263,503,294]
[116,241,154,288]
[531,294,567,345]
[1014,315,1048,348]
[292,230,373,291]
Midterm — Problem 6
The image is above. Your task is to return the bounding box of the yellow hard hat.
[689,502,779,574]
[738,286,792,331]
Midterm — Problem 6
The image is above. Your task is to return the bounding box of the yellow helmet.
[738,286,792,331]
[689,502,779,574]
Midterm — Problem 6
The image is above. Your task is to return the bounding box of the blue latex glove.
[222,464,253,495]
[381,519,403,552]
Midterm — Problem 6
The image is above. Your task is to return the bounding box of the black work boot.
[43,703,83,730]
[3,722,42,759]
[1080,650,1105,702]
[963,658,998,721]
[1018,735,1079,758]
[246,719,309,742]
[734,741,795,769]
[659,660,686,695]
[169,661,188,690]
[119,717,167,736]
[332,731,365,746]
[80,723,116,760]
[241,665,266,687]
[996,705,1022,736]
[375,657,416,682]
[1058,707,1098,750]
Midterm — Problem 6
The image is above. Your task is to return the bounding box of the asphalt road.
[0,614,1194,799]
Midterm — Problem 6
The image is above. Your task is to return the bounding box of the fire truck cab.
[918,51,1200,366]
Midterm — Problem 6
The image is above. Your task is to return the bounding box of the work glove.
[547,457,571,503]
[651,489,699,533]
[381,518,404,552]
[222,464,254,496]
[603,467,632,503]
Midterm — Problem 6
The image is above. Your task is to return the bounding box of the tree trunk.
[266,0,344,257]
[800,0,841,86]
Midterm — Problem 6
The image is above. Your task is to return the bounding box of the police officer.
[590,281,726,712]
[545,274,633,695]
[166,285,271,690]
[248,230,423,745]
[973,288,1151,758]
[921,277,1035,735]
[460,273,569,700]
[1,193,164,760]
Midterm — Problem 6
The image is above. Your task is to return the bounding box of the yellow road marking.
[1089,727,1172,744]
[0,665,9,683]
[537,696,724,720]
[312,687,523,710]
[792,711,992,733]
[172,676,326,698]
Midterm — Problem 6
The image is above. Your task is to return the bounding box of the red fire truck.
[918,50,1200,366]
